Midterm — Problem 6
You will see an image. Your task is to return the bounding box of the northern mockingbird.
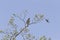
[26,18,30,27]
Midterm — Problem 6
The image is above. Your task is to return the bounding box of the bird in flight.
[45,19,49,23]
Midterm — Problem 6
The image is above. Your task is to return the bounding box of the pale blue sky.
[0,0,60,40]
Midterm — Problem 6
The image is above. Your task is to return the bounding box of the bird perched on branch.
[26,18,30,27]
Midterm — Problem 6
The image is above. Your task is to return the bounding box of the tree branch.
[10,19,40,40]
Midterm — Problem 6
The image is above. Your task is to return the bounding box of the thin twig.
[17,15,25,23]
[13,14,25,23]
[21,34,25,40]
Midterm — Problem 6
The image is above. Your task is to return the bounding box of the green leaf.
[13,13,16,17]
[0,30,4,33]
[34,14,44,21]
[40,36,47,40]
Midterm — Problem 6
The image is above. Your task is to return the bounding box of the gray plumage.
[26,18,30,26]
